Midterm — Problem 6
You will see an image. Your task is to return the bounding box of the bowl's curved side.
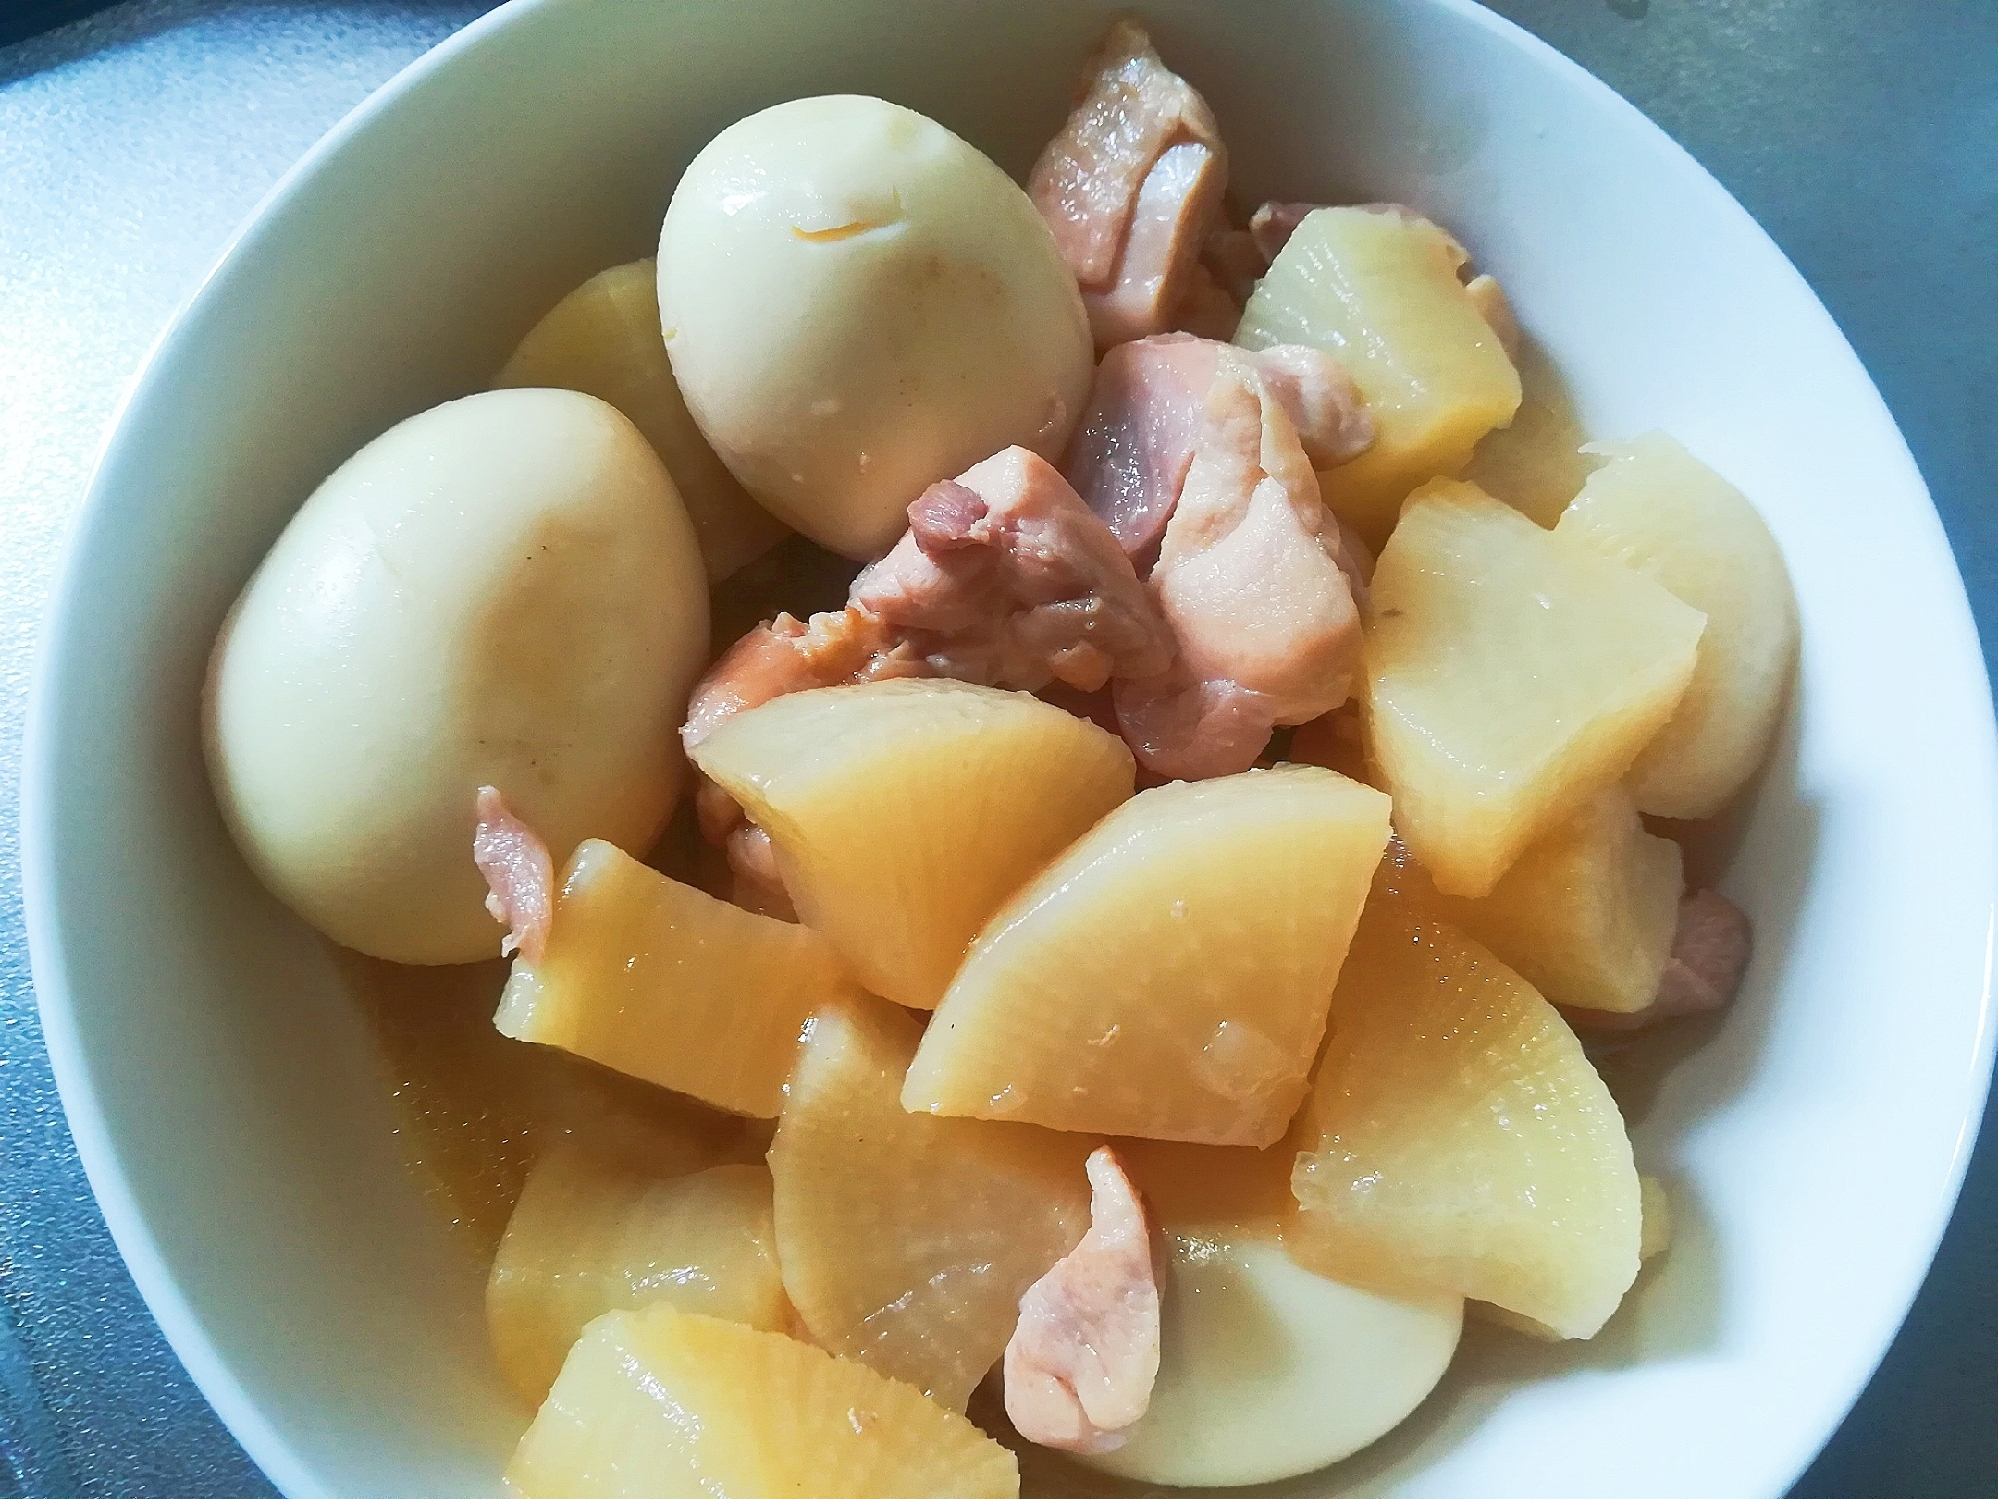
[1344,5,1998,1496]
[19,8,564,1494]
[22,1,1996,1497]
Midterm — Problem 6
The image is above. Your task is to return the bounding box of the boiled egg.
[205,387,708,965]
[658,94,1093,559]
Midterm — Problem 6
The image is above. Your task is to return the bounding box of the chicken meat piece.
[1005,1146,1160,1455]
[1063,333,1373,564]
[1111,676,1281,784]
[1566,890,1754,1033]
[1030,19,1222,287]
[472,785,553,963]
[1029,20,1228,351]
[681,607,923,751]
[1249,344,1378,472]
[1085,138,1229,349]
[688,452,1173,907]
[1063,335,1219,565]
[1657,888,1753,1014]
[691,777,796,920]
[1115,357,1366,781]
[852,448,1174,693]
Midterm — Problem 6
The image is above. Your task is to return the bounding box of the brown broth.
[708,533,861,648]
[340,949,749,1260]
[335,545,858,1262]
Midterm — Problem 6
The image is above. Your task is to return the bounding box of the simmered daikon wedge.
[1235,205,1521,546]
[691,680,1134,1009]
[905,766,1389,1146]
[506,1306,1017,1499]
[769,993,1092,1410]
[1365,479,1704,896]
[488,1148,786,1404]
[1424,792,1684,1015]
[1290,871,1642,1338]
[493,839,857,1116]
[1556,431,1799,818]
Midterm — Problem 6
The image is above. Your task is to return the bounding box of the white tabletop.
[1,2,1991,1494]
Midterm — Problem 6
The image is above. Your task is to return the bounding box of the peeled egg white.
[658,94,1093,559]
[1080,1214,1462,1487]
[204,387,709,966]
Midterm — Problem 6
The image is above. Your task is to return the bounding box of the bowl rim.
[19,9,543,1495]
[20,0,1997,1495]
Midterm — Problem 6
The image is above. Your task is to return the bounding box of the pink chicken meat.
[853,448,1174,693]
[1569,889,1755,1032]
[1029,20,1229,350]
[681,608,923,752]
[1084,137,1228,349]
[1005,1146,1160,1455]
[472,786,553,964]
[685,449,1172,905]
[1113,356,1369,781]
[1063,333,1373,564]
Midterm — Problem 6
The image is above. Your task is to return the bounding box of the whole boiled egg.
[205,387,709,966]
[658,94,1093,560]
[493,259,790,583]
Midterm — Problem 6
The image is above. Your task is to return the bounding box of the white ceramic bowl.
[23,1,1996,1495]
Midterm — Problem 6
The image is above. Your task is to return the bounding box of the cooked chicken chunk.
[690,778,796,920]
[1247,199,1324,263]
[1249,344,1378,471]
[1005,1146,1160,1455]
[688,451,1174,904]
[1084,138,1229,349]
[1566,890,1754,1032]
[1064,333,1372,563]
[1114,357,1366,780]
[472,785,553,963]
[1029,20,1229,351]
[853,448,1174,692]
[681,607,922,751]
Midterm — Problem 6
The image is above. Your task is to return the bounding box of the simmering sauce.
[339,947,757,1259]
[336,546,847,1259]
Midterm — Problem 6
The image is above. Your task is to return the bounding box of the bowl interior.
[24,1,1995,1496]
